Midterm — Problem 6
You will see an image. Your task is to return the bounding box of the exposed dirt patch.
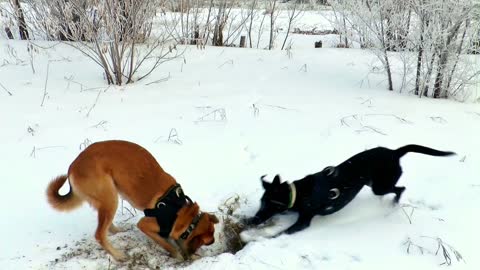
[50,197,249,269]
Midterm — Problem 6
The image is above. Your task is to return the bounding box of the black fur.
[247,144,455,234]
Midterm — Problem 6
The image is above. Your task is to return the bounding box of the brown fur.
[46,140,219,261]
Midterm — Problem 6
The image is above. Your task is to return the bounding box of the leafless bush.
[26,0,181,85]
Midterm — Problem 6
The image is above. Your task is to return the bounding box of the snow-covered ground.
[1,8,480,270]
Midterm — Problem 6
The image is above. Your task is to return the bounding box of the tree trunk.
[414,18,426,96]
[446,20,469,93]
[433,20,463,98]
[343,17,348,47]
[414,45,423,96]
[13,0,29,40]
[379,9,393,91]
[399,9,412,50]
[422,52,437,97]
[384,50,393,91]
[268,0,277,50]
[5,27,14,39]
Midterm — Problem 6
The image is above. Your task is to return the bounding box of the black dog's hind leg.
[285,213,314,235]
[372,184,406,204]
[393,186,406,203]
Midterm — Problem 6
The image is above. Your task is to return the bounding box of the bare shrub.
[27,0,181,85]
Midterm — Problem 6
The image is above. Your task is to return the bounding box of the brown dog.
[46,140,219,261]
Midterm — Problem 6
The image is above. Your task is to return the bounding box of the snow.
[1,9,480,270]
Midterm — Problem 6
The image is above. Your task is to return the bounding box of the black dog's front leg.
[285,213,314,234]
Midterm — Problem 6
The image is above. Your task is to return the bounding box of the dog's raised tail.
[395,144,456,158]
[46,174,83,212]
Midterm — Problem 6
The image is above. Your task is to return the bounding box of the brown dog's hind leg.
[137,217,183,260]
[91,182,127,261]
[96,206,127,261]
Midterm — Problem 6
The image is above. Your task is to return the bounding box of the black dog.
[247,144,455,234]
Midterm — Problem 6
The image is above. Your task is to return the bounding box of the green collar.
[288,183,297,208]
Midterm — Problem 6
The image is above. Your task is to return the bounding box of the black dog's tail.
[395,144,456,158]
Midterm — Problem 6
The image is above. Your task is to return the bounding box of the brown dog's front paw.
[109,224,128,235]
[112,251,128,262]
[172,251,185,261]
[190,254,201,261]
[118,255,128,262]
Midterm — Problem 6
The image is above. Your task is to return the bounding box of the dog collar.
[179,212,204,240]
[288,183,297,208]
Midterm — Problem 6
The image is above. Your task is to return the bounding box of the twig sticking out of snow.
[252,104,260,117]
[217,59,234,69]
[355,125,386,136]
[363,113,412,124]
[400,204,416,224]
[27,126,36,136]
[30,145,65,158]
[0,82,13,96]
[167,128,182,145]
[340,113,412,136]
[79,138,92,151]
[254,103,299,112]
[403,237,426,255]
[403,236,465,266]
[40,62,50,107]
[195,108,227,123]
[86,87,109,118]
[299,64,307,72]
[421,236,465,266]
[430,116,447,124]
[64,76,96,92]
[90,120,108,130]
[145,73,171,86]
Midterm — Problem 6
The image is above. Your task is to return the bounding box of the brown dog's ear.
[208,213,219,224]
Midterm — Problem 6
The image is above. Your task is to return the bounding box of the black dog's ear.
[261,175,269,189]
[272,174,281,185]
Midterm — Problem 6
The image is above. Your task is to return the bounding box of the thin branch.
[86,87,109,117]
[40,62,50,107]
[0,82,13,96]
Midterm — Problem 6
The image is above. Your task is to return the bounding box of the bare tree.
[329,0,397,90]
[329,0,479,98]
[281,0,303,50]
[268,0,279,50]
[247,0,259,48]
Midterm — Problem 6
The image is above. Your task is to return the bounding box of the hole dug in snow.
[51,195,249,269]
